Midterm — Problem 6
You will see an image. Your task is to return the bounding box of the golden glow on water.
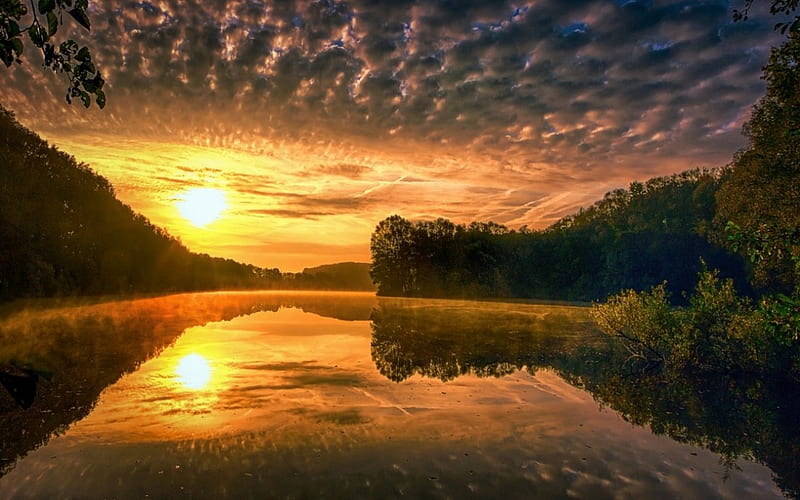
[175,353,212,390]
[175,188,227,227]
[0,293,784,499]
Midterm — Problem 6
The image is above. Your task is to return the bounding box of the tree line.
[370,168,748,302]
[371,30,798,312]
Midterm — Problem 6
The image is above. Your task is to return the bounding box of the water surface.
[0,292,792,498]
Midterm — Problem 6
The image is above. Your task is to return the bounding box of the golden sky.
[0,0,786,271]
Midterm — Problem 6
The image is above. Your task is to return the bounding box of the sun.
[176,188,227,227]
[175,353,212,390]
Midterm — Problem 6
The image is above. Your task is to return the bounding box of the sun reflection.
[175,353,212,390]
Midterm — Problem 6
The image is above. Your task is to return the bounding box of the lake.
[0,291,795,499]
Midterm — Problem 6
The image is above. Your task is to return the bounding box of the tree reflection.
[369,300,601,382]
[370,300,800,499]
[564,367,800,499]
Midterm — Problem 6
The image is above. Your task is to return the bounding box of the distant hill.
[298,262,376,291]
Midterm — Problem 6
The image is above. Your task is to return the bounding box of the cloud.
[307,163,371,178]
[7,1,782,158]
[0,0,789,268]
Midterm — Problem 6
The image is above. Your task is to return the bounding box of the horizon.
[0,0,789,272]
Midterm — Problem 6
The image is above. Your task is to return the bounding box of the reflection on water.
[370,298,601,382]
[0,291,376,477]
[370,299,800,499]
[175,354,212,390]
[0,292,794,498]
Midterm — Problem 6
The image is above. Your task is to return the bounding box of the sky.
[0,0,789,271]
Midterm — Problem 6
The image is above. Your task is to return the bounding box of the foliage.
[677,268,763,371]
[726,220,800,344]
[716,32,800,293]
[592,266,798,380]
[369,169,748,302]
[0,0,104,107]
[711,32,800,372]
[589,283,676,367]
[733,0,799,34]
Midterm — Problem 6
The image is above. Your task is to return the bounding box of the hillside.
[0,107,281,300]
[299,262,375,291]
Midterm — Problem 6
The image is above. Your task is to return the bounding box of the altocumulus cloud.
[0,0,787,230]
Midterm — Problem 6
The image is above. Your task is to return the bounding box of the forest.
[0,107,372,301]
[369,169,748,302]
[371,31,799,380]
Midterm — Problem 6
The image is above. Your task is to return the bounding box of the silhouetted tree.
[369,170,747,302]
[1,0,104,107]
[370,215,416,296]
[734,0,799,34]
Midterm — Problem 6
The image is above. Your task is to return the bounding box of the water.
[0,291,794,498]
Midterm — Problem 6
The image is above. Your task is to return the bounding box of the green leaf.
[96,90,106,109]
[29,24,46,46]
[83,78,98,92]
[9,20,20,36]
[0,46,13,67]
[46,11,58,37]
[68,8,91,30]
[11,37,23,56]
[79,90,90,107]
[76,46,90,62]
[60,39,78,55]
[38,0,55,14]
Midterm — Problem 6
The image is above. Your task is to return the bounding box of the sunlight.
[175,353,212,390]
[176,188,227,227]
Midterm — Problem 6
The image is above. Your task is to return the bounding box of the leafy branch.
[1,0,105,108]
[733,0,799,34]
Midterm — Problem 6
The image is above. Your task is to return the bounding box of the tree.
[733,0,800,34]
[1,0,104,107]
[716,32,800,292]
[370,215,416,296]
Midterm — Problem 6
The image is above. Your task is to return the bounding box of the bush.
[591,268,798,377]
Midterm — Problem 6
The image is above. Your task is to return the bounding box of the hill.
[297,262,375,291]
[0,106,282,300]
